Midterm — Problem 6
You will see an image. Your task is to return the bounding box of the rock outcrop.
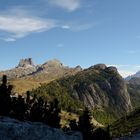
[17,58,35,68]
[93,64,107,70]
[71,65,132,114]
[0,117,82,140]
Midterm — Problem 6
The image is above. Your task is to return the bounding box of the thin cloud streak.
[48,0,80,11]
[60,22,96,31]
[3,38,16,42]
[0,15,57,41]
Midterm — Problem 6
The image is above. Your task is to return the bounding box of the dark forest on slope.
[0,75,111,140]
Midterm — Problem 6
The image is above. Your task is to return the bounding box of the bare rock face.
[105,66,118,74]
[93,64,107,70]
[66,64,132,115]
[17,58,35,68]
[0,58,37,79]
[0,117,82,140]
[108,73,132,114]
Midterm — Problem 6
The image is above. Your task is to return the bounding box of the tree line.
[0,75,111,140]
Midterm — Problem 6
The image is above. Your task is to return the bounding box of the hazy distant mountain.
[125,71,140,81]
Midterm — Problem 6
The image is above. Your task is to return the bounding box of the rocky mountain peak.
[105,66,118,74]
[17,58,35,68]
[89,64,107,71]
[93,64,107,70]
[75,65,82,71]
[42,59,63,68]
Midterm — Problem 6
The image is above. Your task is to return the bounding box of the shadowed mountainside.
[31,64,133,123]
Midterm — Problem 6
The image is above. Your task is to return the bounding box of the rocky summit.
[0,117,82,140]
[17,58,35,68]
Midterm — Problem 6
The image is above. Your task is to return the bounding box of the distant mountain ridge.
[0,58,82,93]
[125,71,140,81]
[0,58,82,80]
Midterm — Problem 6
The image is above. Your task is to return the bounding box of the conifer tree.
[69,119,79,131]
[78,107,93,140]
[0,75,11,116]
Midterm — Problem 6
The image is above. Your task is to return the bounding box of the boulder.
[0,117,82,140]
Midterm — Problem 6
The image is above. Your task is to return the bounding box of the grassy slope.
[9,68,80,94]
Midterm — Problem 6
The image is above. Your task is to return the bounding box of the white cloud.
[61,22,96,31]
[0,10,57,41]
[3,38,16,42]
[49,0,80,11]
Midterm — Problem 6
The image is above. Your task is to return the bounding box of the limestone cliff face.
[0,58,37,79]
[57,64,132,115]
[106,69,132,114]
[0,117,82,140]
[17,58,35,68]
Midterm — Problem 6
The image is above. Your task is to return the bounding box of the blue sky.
[0,0,140,77]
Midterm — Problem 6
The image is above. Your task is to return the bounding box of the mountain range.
[0,58,82,79]
[0,58,82,93]
[0,58,140,124]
